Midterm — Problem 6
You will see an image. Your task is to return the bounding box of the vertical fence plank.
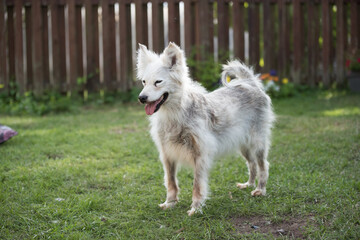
[194,0,213,60]
[322,0,331,87]
[7,6,15,80]
[248,1,260,70]
[76,4,83,82]
[42,5,50,90]
[293,0,303,84]
[307,1,319,87]
[102,1,117,90]
[184,0,195,57]
[14,0,25,94]
[263,0,276,72]
[32,0,44,95]
[50,2,66,91]
[58,5,67,91]
[0,0,6,91]
[336,0,345,85]
[168,0,180,45]
[343,2,349,53]
[85,0,99,91]
[102,0,109,89]
[233,0,244,61]
[119,2,133,90]
[350,0,359,51]
[135,0,148,46]
[50,2,58,90]
[25,6,33,90]
[108,4,117,86]
[357,1,360,50]
[68,0,77,91]
[208,1,214,57]
[152,0,164,53]
[217,0,229,61]
[278,0,289,79]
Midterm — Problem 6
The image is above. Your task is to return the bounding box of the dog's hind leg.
[251,148,269,196]
[159,157,179,210]
[237,147,257,189]
[188,159,209,216]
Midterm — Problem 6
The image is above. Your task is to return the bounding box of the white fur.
[137,43,275,216]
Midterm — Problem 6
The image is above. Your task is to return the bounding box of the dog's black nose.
[138,95,148,104]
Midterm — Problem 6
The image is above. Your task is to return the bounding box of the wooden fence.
[0,0,359,95]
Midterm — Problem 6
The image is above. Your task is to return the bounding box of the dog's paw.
[159,200,177,210]
[251,188,266,196]
[237,182,255,189]
[187,207,202,216]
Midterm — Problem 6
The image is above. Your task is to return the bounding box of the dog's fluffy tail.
[221,60,264,90]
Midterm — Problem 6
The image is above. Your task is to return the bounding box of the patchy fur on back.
[137,43,275,216]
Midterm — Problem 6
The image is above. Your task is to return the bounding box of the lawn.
[0,91,359,239]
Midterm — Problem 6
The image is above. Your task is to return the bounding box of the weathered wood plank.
[168,0,180,45]
[14,0,25,94]
[307,1,320,86]
[350,0,359,51]
[42,5,50,90]
[336,0,345,85]
[293,0,303,83]
[184,0,195,57]
[278,0,290,79]
[248,2,260,70]
[50,2,66,91]
[322,0,331,87]
[85,0,99,91]
[75,5,83,83]
[7,6,15,80]
[152,0,164,53]
[135,0,148,46]
[0,0,7,91]
[194,0,213,60]
[232,0,244,61]
[32,0,44,95]
[68,0,77,91]
[263,0,276,72]
[217,0,229,61]
[119,2,133,90]
[102,1,117,90]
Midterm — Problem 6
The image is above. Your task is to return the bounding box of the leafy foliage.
[186,50,222,91]
[0,81,142,116]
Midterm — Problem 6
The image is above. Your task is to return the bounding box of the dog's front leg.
[188,159,209,216]
[159,157,179,210]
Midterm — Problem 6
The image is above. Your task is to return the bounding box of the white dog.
[137,43,275,216]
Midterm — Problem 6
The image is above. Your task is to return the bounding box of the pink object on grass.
[0,125,18,144]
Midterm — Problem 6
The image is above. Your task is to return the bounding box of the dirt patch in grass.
[231,215,316,239]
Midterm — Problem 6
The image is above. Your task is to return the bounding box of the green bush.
[0,81,143,116]
[187,50,222,91]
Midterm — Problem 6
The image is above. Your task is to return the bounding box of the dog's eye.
[142,80,146,85]
[155,80,163,86]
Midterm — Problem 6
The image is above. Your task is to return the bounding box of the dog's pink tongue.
[145,98,162,115]
[145,103,156,115]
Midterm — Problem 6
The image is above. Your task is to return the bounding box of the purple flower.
[270,69,277,76]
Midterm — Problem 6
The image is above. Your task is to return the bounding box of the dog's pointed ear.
[137,44,152,78]
[162,42,184,69]
[137,44,150,65]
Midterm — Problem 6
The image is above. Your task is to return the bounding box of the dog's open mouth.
[145,92,169,115]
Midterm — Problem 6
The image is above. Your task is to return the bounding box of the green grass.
[1,91,359,239]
